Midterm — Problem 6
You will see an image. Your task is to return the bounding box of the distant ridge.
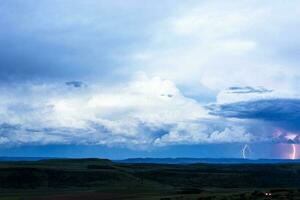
[0,157,56,161]
[2,157,300,164]
[116,157,300,164]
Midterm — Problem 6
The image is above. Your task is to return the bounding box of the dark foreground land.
[1,159,300,199]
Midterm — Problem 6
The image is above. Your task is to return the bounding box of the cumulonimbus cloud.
[0,75,255,148]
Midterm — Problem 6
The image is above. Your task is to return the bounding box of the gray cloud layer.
[0,0,181,82]
[209,98,300,133]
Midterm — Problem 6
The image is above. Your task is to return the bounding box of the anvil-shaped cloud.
[210,87,300,144]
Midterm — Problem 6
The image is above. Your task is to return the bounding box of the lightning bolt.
[242,144,250,159]
[291,144,297,160]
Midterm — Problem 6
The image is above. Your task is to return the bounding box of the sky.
[0,0,300,159]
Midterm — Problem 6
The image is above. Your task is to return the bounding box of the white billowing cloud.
[0,74,257,147]
[129,1,300,98]
[0,74,252,147]
[155,123,253,146]
[48,74,208,128]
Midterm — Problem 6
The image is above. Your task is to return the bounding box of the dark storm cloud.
[0,0,179,83]
[209,98,300,131]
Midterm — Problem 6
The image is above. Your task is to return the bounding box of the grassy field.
[0,159,300,199]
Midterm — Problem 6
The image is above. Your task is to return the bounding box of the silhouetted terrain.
[0,157,54,161]
[117,157,300,164]
[1,158,300,199]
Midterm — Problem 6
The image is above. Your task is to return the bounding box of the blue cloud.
[0,123,21,131]
[65,81,86,88]
[209,98,300,131]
